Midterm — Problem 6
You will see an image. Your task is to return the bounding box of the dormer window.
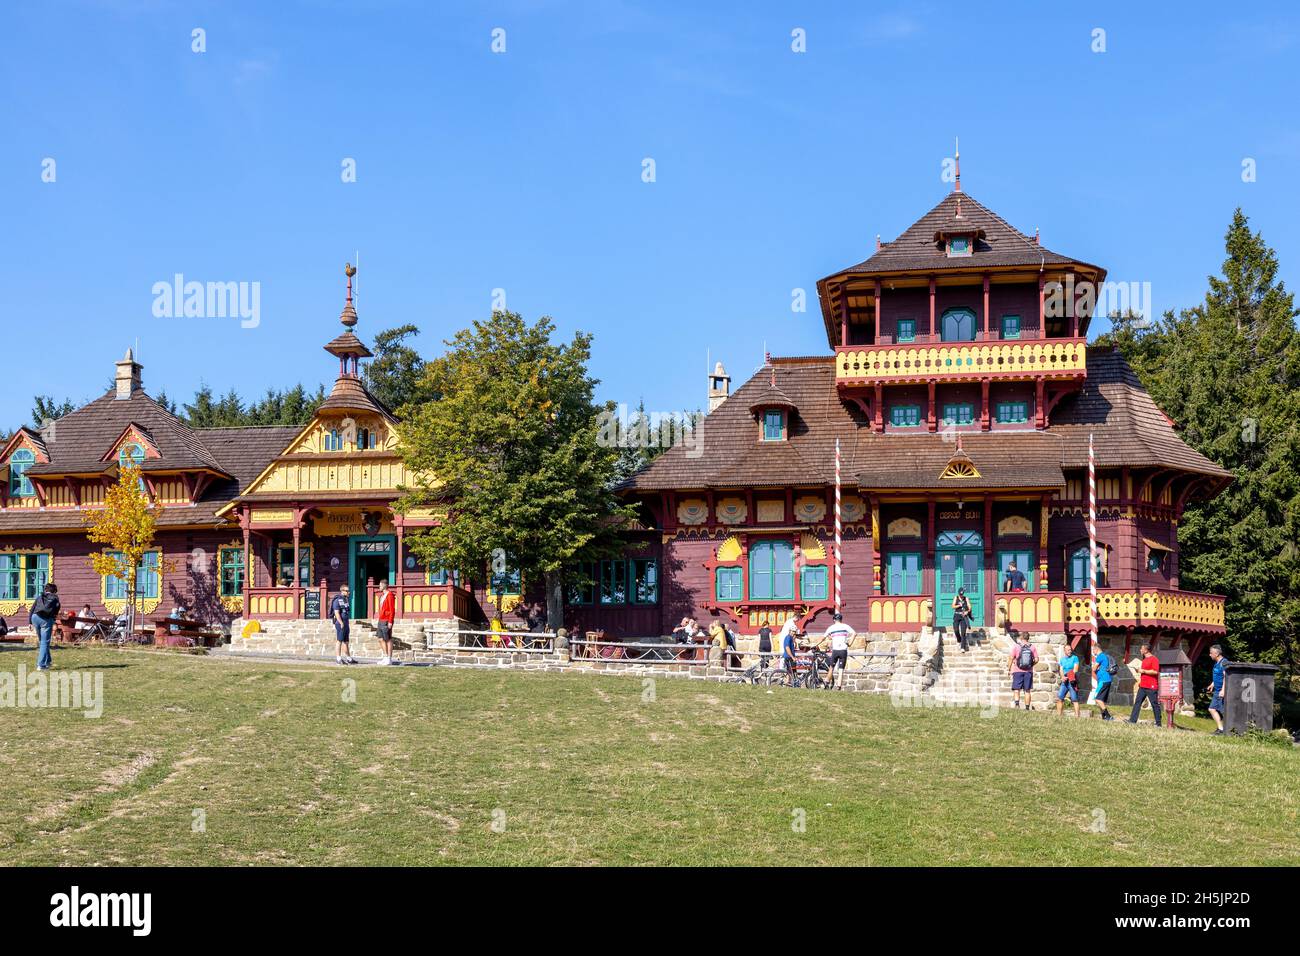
[8,448,35,497]
[947,236,972,257]
[118,442,146,469]
[762,409,786,442]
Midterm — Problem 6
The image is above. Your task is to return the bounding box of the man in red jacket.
[1128,642,1162,726]
[376,578,398,665]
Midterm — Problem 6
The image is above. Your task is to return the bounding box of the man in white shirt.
[823,612,855,690]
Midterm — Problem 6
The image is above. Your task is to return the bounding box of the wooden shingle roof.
[835,192,1097,276]
[623,348,1229,494]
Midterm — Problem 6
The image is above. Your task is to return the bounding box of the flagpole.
[1088,433,1098,646]
[835,438,842,615]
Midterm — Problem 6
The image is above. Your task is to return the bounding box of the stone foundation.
[230,617,467,658]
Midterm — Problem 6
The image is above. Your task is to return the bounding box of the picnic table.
[56,614,114,642]
[149,614,221,647]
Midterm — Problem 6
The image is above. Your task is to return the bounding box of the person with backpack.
[1009,633,1038,709]
[331,584,356,665]
[1055,643,1081,717]
[1128,643,1162,726]
[1206,643,1228,735]
[30,582,60,671]
[1091,640,1116,721]
[951,587,972,652]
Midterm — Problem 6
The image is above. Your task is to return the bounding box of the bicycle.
[799,648,835,690]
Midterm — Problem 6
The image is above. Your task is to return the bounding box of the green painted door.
[348,535,396,618]
[936,548,983,626]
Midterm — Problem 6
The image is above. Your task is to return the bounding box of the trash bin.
[1223,662,1280,734]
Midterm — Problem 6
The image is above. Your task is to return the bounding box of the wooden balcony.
[1063,588,1226,634]
[245,581,474,621]
[835,336,1088,386]
[870,587,1226,636]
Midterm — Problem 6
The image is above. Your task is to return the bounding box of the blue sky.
[6,0,1299,427]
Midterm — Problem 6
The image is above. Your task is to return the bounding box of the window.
[886,553,922,595]
[996,401,1029,424]
[749,540,794,601]
[218,546,244,598]
[118,442,146,468]
[632,559,658,604]
[890,404,921,428]
[105,550,159,600]
[1001,314,1021,340]
[324,429,343,452]
[0,551,49,602]
[762,409,785,442]
[274,544,313,588]
[567,560,595,604]
[800,565,828,600]
[941,403,975,426]
[896,318,916,343]
[715,566,743,602]
[599,560,628,605]
[997,550,1034,592]
[948,236,971,257]
[941,308,976,342]
[8,448,35,497]
[1069,546,1105,592]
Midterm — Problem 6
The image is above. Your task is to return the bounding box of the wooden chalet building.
[0,269,501,632]
[598,175,1231,669]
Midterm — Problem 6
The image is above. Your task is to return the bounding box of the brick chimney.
[115,348,142,400]
[708,361,731,412]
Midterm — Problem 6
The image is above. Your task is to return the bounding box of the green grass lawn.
[2,646,1297,866]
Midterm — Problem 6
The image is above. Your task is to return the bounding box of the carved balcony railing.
[835,337,1088,386]
[1065,588,1226,634]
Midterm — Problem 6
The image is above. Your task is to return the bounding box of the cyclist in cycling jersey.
[823,612,855,690]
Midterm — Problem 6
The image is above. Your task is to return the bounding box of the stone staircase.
[927,627,1062,710]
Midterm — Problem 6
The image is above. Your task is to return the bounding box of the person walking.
[1055,644,1081,717]
[1090,641,1116,721]
[1206,643,1229,735]
[1128,643,1162,726]
[1009,633,1038,710]
[823,612,854,690]
[30,582,60,671]
[376,578,397,665]
[951,588,972,652]
[331,583,356,665]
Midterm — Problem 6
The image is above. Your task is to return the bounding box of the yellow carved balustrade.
[836,338,1088,384]
[1064,588,1225,633]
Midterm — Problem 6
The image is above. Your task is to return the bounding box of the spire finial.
[340,262,359,328]
[954,137,961,193]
